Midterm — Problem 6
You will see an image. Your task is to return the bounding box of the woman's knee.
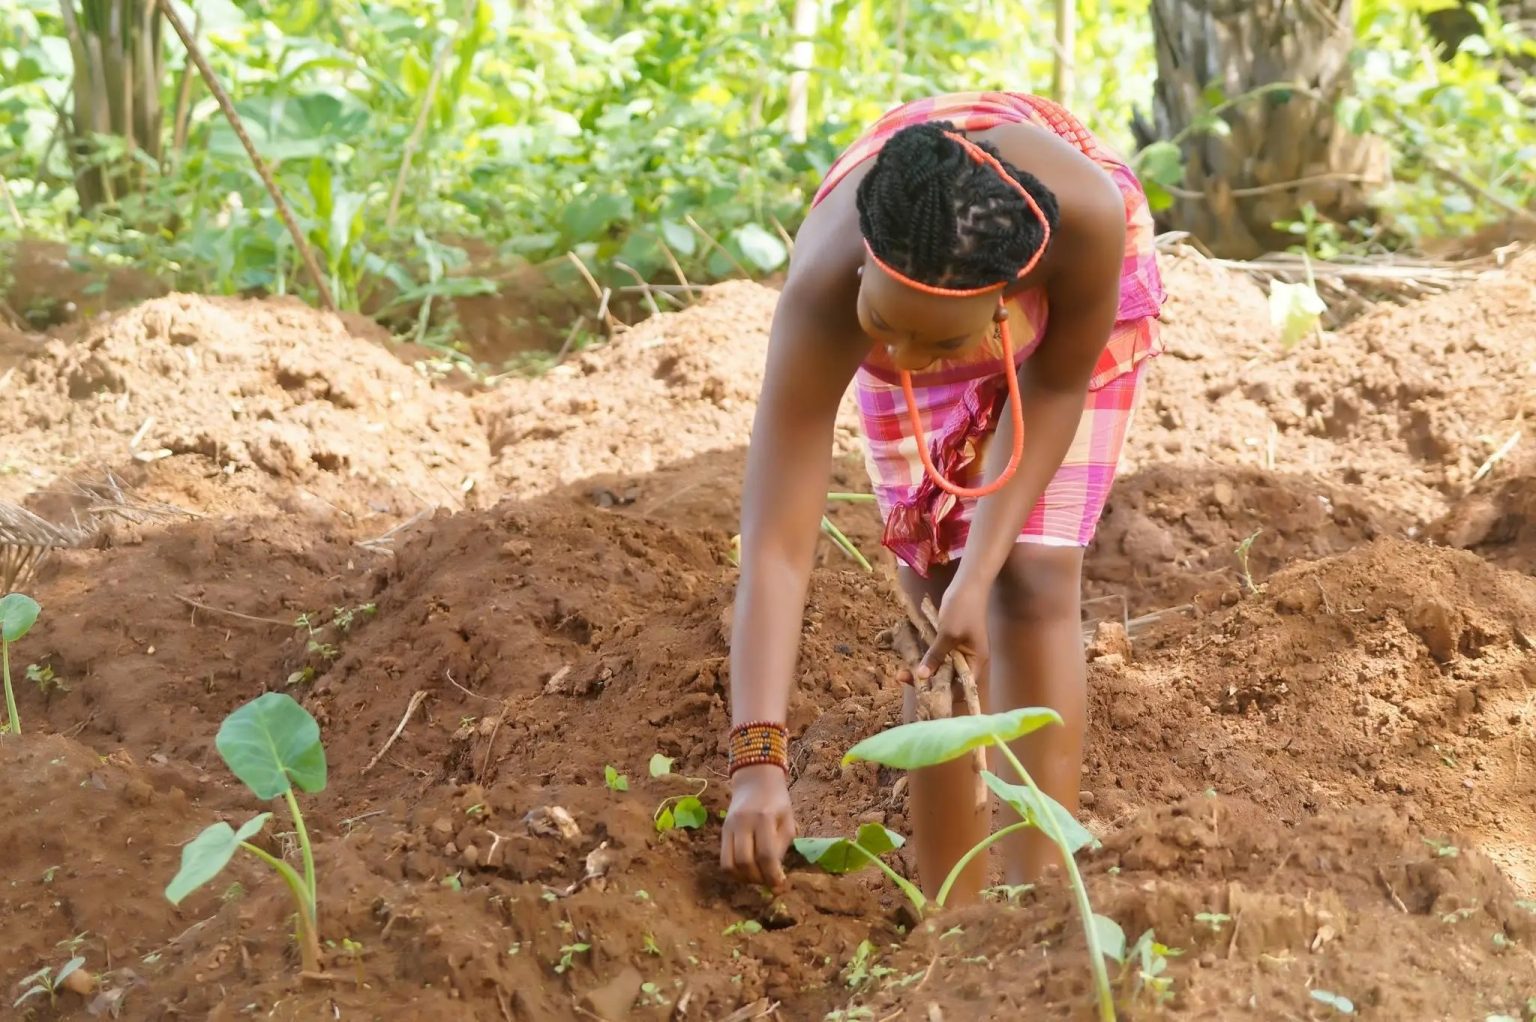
[990,545,1083,625]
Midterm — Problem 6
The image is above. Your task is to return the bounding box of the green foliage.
[1344,1,1536,242]
[0,593,40,735]
[841,707,1062,771]
[165,692,326,973]
[808,710,1122,1020]
[604,764,629,792]
[216,691,327,799]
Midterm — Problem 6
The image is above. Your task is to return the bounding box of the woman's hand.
[720,765,796,891]
[917,581,990,689]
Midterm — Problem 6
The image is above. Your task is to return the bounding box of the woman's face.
[855,253,1001,371]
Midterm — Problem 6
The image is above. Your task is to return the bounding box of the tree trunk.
[1131,0,1389,258]
[57,0,165,213]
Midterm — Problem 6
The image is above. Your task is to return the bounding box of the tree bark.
[58,0,165,213]
[1131,0,1389,258]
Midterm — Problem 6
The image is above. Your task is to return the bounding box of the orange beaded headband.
[860,130,1053,297]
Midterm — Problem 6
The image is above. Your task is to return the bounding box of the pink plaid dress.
[812,92,1167,576]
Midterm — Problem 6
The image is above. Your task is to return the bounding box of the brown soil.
[1,247,1534,1021]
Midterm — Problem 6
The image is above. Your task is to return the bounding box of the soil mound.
[1432,458,1536,573]
[1126,250,1536,529]
[0,293,488,519]
[481,280,864,497]
[849,798,1535,1020]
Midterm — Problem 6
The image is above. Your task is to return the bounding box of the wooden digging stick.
[898,593,987,782]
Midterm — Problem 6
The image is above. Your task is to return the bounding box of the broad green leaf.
[793,824,905,874]
[1134,140,1184,188]
[660,220,697,258]
[1092,913,1127,963]
[0,593,39,643]
[671,796,707,829]
[649,754,674,778]
[604,765,629,792]
[842,708,1061,771]
[655,806,676,832]
[1268,280,1327,347]
[215,693,327,799]
[1144,181,1174,213]
[982,771,1098,854]
[53,957,85,987]
[733,223,787,273]
[165,813,271,905]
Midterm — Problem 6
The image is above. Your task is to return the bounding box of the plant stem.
[820,516,872,572]
[3,639,18,734]
[849,844,926,914]
[240,842,322,973]
[996,743,1116,1022]
[935,820,1034,908]
[283,789,318,919]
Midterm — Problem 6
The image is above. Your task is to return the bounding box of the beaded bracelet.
[727,720,789,777]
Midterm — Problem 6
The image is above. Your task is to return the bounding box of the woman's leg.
[895,561,994,904]
[987,542,1087,885]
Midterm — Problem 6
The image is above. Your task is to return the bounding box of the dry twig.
[364,690,429,774]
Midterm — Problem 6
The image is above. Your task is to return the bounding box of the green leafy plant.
[13,955,84,1009]
[165,692,327,974]
[604,764,629,792]
[0,593,40,735]
[1122,929,1181,1005]
[553,942,590,975]
[650,752,708,833]
[1235,529,1263,595]
[1194,911,1231,934]
[26,662,64,697]
[801,708,1122,1022]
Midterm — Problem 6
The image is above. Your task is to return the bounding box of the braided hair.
[856,121,1060,291]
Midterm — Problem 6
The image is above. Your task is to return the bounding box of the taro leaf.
[671,796,707,829]
[648,754,674,778]
[982,771,1098,854]
[733,223,788,273]
[165,813,272,905]
[842,709,1061,771]
[793,823,905,875]
[1269,280,1327,347]
[0,593,40,643]
[215,693,327,799]
[1093,913,1127,964]
[1134,140,1184,188]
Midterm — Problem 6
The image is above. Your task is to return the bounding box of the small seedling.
[553,942,590,974]
[842,940,894,989]
[639,981,666,1007]
[1310,989,1355,1015]
[0,593,41,734]
[1122,929,1181,1005]
[1235,529,1262,595]
[651,754,709,833]
[13,956,84,1008]
[1195,912,1232,934]
[604,765,629,792]
[442,872,463,891]
[800,708,1124,1022]
[27,662,64,696]
[165,692,327,974]
[1424,837,1460,858]
[722,919,763,938]
[642,933,662,956]
[331,603,377,633]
